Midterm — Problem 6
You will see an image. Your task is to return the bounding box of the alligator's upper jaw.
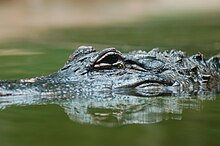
[0,79,41,96]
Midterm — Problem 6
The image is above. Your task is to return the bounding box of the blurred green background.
[0,0,220,146]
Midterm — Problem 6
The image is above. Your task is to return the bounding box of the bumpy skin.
[0,46,219,97]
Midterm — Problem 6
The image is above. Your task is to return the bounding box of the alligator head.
[0,46,219,96]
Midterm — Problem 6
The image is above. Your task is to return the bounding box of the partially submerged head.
[54,46,219,96]
[0,46,219,96]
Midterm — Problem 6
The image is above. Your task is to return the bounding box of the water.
[0,14,220,146]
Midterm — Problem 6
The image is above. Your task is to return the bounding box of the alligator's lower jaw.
[113,81,174,96]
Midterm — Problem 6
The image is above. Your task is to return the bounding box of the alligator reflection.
[0,90,218,126]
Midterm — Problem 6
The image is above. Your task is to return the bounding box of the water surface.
[0,13,220,146]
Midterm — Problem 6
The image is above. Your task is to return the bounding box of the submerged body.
[0,46,219,96]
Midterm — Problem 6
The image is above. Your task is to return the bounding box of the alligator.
[0,46,219,97]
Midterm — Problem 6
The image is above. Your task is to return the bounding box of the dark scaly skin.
[0,46,219,97]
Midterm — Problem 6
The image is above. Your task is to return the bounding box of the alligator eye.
[92,51,125,69]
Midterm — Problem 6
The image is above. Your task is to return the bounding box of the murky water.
[0,14,220,146]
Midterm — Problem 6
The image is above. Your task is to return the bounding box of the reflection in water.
[0,90,217,126]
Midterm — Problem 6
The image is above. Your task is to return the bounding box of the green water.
[0,13,220,146]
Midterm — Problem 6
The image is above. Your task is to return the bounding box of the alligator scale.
[0,46,219,97]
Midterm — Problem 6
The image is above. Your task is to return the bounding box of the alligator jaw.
[114,78,174,96]
[0,79,39,96]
